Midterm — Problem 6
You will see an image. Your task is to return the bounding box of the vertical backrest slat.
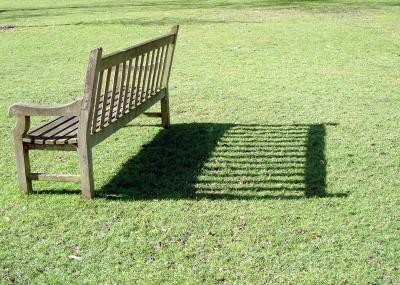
[155,46,165,91]
[108,64,120,123]
[123,59,133,114]
[100,68,112,128]
[141,52,150,103]
[129,56,139,110]
[146,50,156,99]
[150,47,161,95]
[116,61,127,118]
[135,55,145,107]
[159,44,170,90]
[91,70,104,133]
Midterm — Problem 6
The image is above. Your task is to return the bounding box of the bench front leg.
[13,116,32,194]
[161,89,171,129]
[78,141,95,199]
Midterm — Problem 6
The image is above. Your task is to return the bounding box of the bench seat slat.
[29,116,74,137]
[23,116,78,145]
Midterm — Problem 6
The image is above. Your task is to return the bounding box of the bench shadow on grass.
[96,123,346,200]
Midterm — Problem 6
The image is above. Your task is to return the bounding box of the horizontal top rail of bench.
[100,33,175,70]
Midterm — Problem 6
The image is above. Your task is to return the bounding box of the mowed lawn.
[0,0,399,283]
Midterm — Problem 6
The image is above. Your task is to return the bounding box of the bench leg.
[78,145,95,199]
[14,140,33,194]
[161,89,171,128]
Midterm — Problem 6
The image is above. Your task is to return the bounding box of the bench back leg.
[14,139,32,194]
[159,26,178,129]
[78,48,102,199]
[161,89,171,128]
[78,143,95,199]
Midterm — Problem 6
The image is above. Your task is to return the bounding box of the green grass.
[1,0,400,283]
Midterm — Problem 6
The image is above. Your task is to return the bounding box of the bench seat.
[23,116,79,145]
[22,88,159,145]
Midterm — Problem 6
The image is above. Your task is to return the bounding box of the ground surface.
[0,0,399,284]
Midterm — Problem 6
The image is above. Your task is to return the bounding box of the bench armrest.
[9,98,82,117]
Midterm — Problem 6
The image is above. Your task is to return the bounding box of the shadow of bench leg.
[161,89,170,129]
[14,139,32,194]
[79,144,95,199]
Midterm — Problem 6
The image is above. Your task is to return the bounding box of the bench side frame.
[80,25,179,198]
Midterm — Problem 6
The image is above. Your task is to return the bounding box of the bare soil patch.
[0,25,16,31]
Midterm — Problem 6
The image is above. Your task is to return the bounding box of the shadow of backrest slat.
[98,123,343,200]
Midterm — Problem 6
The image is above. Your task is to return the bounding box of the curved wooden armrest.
[9,98,82,117]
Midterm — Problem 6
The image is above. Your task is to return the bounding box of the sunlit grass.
[0,0,399,283]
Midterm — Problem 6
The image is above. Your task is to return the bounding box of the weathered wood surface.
[30,173,80,183]
[8,25,179,199]
[9,99,82,117]
[13,116,32,194]
[91,89,166,147]
[100,33,175,69]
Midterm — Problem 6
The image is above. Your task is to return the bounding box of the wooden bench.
[9,25,179,199]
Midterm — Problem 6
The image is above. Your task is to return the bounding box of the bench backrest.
[79,26,179,142]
